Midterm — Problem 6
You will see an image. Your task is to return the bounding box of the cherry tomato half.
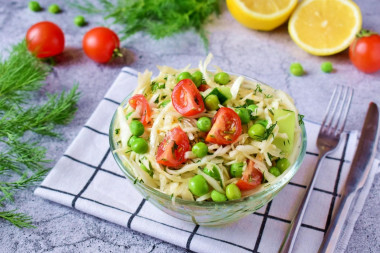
[26,21,65,58]
[83,27,120,63]
[206,107,242,145]
[129,94,152,126]
[172,79,205,117]
[156,127,190,168]
[198,84,210,92]
[236,160,263,191]
[349,31,380,73]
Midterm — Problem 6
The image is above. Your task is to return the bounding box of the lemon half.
[227,0,298,31]
[288,0,362,56]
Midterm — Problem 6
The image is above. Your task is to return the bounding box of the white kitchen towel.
[35,67,380,253]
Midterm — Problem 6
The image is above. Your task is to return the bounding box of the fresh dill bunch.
[0,41,80,228]
[0,210,35,228]
[0,41,50,108]
[72,0,221,49]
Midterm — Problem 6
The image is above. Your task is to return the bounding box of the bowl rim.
[109,72,307,207]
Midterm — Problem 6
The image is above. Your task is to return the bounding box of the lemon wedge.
[227,0,298,31]
[288,0,362,56]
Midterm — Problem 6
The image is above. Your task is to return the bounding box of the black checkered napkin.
[35,68,380,253]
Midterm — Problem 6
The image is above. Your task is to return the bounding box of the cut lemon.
[288,0,362,56]
[227,0,298,31]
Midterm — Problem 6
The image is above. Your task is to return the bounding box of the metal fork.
[279,85,354,253]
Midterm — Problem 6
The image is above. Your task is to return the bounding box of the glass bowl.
[109,79,307,226]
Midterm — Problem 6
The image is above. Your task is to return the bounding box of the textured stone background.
[0,0,379,252]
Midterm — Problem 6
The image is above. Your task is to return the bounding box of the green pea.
[247,104,258,113]
[29,1,41,11]
[197,117,212,132]
[235,108,250,124]
[74,15,86,27]
[192,142,208,158]
[248,124,266,140]
[205,95,220,111]
[269,167,281,177]
[256,119,268,127]
[214,72,230,85]
[48,4,60,14]
[289,63,304,76]
[131,138,148,154]
[176,72,192,83]
[129,120,145,137]
[127,135,138,147]
[191,71,203,88]
[189,175,209,196]
[277,158,291,173]
[203,166,221,181]
[226,184,241,200]
[211,190,227,202]
[230,162,244,177]
[321,62,333,73]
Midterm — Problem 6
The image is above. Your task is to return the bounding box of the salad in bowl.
[110,54,306,225]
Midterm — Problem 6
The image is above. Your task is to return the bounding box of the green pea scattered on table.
[214,72,230,85]
[48,4,60,14]
[321,61,333,73]
[29,1,41,12]
[290,63,304,76]
[192,142,208,158]
[197,117,212,132]
[189,175,209,196]
[74,15,86,27]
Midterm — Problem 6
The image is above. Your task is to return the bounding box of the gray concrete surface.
[0,0,379,252]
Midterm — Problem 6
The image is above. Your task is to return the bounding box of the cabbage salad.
[113,54,303,202]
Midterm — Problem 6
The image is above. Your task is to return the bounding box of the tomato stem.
[356,29,377,38]
[112,48,123,59]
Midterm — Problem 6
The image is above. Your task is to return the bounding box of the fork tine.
[325,85,343,129]
[321,85,340,129]
[337,87,353,134]
[331,86,349,132]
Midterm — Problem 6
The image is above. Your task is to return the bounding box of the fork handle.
[279,153,327,253]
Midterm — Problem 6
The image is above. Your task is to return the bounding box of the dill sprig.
[0,41,80,228]
[71,0,222,49]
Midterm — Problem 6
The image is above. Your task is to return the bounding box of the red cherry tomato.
[198,84,210,92]
[171,79,205,117]
[129,94,152,126]
[156,127,190,168]
[83,27,120,63]
[236,160,263,191]
[26,21,65,58]
[206,107,242,145]
[349,30,380,73]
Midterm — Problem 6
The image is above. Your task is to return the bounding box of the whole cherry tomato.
[82,27,120,63]
[349,30,380,73]
[26,21,65,58]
